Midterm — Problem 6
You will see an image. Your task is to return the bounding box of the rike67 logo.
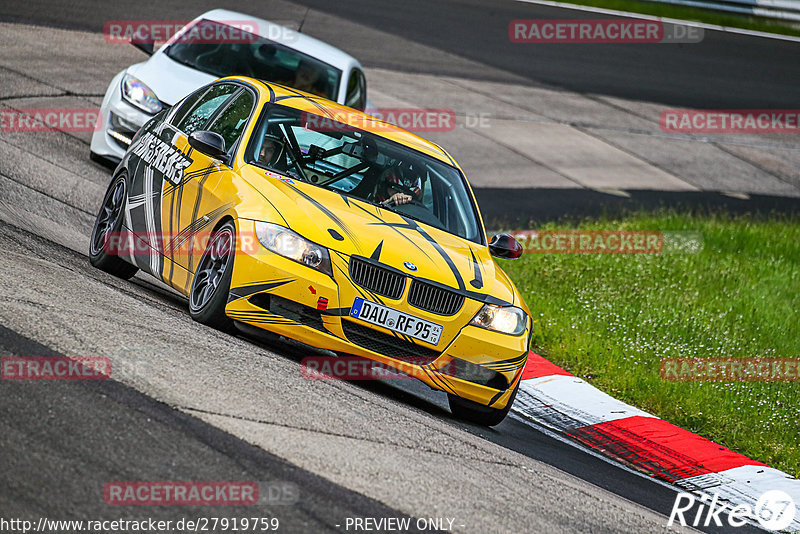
[668,490,796,530]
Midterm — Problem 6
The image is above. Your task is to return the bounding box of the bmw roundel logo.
[403,261,418,271]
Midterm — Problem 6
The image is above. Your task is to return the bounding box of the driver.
[374,161,423,206]
[257,134,284,167]
[279,59,327,98]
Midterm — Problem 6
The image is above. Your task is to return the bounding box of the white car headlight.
[470,304,526,336]
[121,73,162,114]
[255,222,332,275]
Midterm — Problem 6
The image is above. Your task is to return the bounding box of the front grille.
[341,320,440,366]
[408,280,464,316]
[349,257,405,299]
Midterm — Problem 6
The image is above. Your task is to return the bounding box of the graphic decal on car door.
[130,130,193,186]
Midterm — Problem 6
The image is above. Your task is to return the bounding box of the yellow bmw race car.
[89,76,530,426]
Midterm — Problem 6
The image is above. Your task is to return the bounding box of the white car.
[91,9,368,165]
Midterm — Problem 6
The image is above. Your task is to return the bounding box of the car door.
[125,82,240,287]
[166,85,256,292]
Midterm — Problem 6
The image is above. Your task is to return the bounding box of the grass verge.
[543,0,800,38]
[501,211,800,476]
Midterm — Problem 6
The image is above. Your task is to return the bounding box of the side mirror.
[189,131,227,160]
[489,234,523,259]
[131,41,155,56]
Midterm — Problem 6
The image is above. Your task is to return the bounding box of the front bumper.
[225,223,530,409]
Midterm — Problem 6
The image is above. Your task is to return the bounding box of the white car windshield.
[166,19,341,101]
[246,105,484,244]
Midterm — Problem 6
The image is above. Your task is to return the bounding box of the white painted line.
[513,0,800,42]
[593,188,632,198]
[515,374,656,429]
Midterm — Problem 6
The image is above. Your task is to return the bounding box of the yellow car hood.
[239,169,518,307]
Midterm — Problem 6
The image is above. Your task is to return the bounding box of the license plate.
[350,297,442,346]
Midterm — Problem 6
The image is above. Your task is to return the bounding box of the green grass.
[549,0,800,38]
[501,211,800,476]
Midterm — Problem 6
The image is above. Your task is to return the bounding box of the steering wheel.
[389,179,426,200]
[380,196,425,209]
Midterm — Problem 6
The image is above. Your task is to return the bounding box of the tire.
[448,381,520,427]
[189,220,236,332]
[89,172,139,279]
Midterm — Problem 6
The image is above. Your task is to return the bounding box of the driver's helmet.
[257,134,284,166]
[378,161,422,201]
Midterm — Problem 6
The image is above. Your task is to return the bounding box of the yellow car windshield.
[246,105,484,244]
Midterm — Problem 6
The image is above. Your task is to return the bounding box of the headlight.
[254,222,332,275]
[121,73,162,114]
[470,304,526,336]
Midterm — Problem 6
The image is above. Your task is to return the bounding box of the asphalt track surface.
[2,0,798,109]
[3,0,798,224]
[0,219,703,533]
[0,0,791,532]
[0,221,752,533]
[0,323,427,532]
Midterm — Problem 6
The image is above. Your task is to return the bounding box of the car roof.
[197,9,361,72]
[234,77,458,167]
